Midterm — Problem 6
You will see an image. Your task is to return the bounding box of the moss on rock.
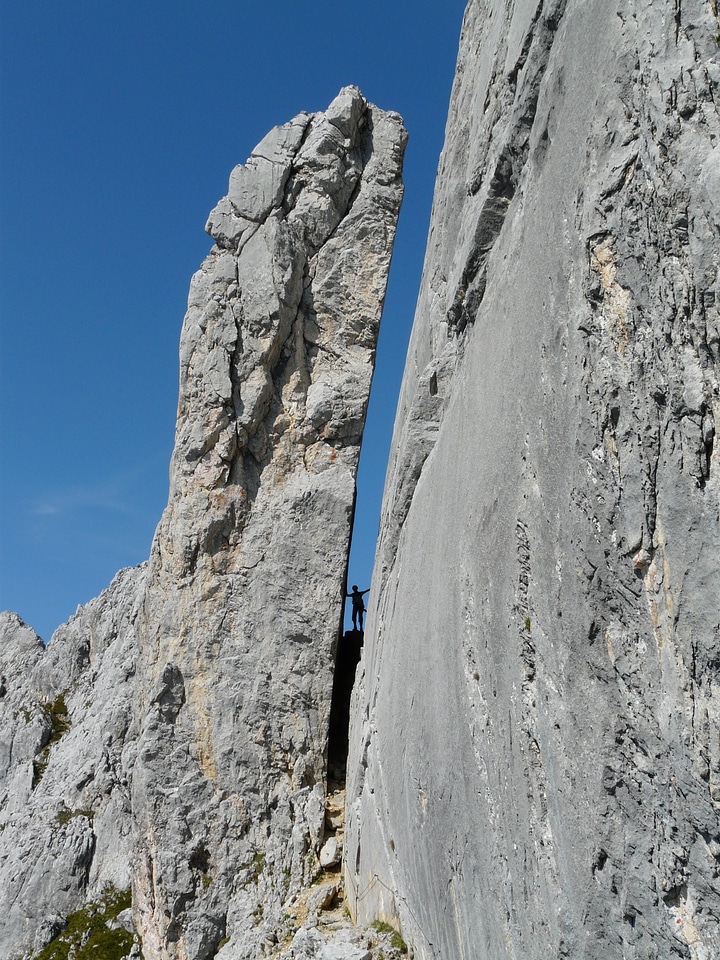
[32,886,138,960]
[32,694,71,789]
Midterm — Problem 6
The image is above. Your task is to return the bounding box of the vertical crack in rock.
[348,2,720,958]
[447,0,569,334]
[132,87,406,960]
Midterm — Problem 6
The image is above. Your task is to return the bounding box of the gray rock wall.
[130,87,406,960]
[0,566,145,960]
[346,2,720,958]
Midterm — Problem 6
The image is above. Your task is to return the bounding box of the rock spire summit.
[0,86,406,960]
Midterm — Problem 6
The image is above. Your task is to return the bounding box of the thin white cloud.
[32,503,62,516]
[28,463,156,519]
[30,486,132,517]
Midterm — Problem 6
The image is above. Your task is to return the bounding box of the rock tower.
[0,86,406,960]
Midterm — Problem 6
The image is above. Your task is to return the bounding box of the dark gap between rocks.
[327,628,363,788]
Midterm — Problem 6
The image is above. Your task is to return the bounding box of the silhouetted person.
[346,585,369,631]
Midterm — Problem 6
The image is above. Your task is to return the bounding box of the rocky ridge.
[346,2,720,959]
[0,567,144,959]
[0,86,406,960]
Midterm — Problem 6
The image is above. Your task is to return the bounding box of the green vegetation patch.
[31,755,49,789]
[32,886,137,960]
[55,809,94,826]
[45,694,70,745]
[372,920,408,954]
[251,850,266,880]
[32,694,71,789]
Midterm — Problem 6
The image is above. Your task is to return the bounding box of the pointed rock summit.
[133,84,406,960]
[0,86,406,960]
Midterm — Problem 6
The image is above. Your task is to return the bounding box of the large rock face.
[0,86,405,960]
[346,2,720,958]
[130,86,406,960]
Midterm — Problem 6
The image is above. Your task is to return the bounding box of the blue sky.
[0,1,466,641]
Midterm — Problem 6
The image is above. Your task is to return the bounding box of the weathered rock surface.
[8,2,720,956]
[347,1,720,958]
[130,86,405,960]
[0,86,404,960]
[0,566,145,960]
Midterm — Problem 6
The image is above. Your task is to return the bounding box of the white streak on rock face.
[132,86,406,959]
[346,2,720,958]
